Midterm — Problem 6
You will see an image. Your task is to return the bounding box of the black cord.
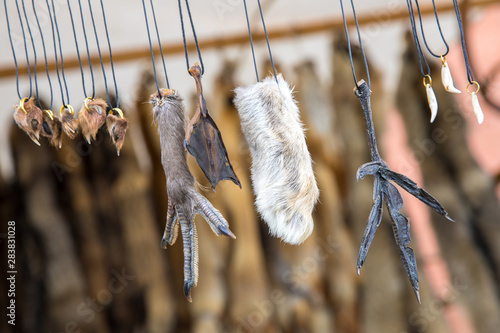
[452,0,473,84]
[406,0,430,78]
[50,0,71,105]
[242,0,259,82]
[142,0,161,96]
[77,0,95,98]
[4,1,22,100]
[32,0,54,109]
[98,0,119,108]
[46,0,66,106]
[14,0,32,98]
[67,0,88,98]
[339,0,371,90]
[88,0,110,106]
[414,0,449,58]
[256,0,278,84]
[20,0,39,106]
[177,0,204,75]
[149,0,170,89]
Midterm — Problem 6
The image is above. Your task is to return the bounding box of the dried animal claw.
[78,98,108,143]
[40,109,63,148]
[60,105,80,139]
[106,109,129,156]
[355,80,452,302]
[13,97,43,146]
[151,88,235,302]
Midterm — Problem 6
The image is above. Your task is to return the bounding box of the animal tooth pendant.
[60,105,79,139]
[468,81,484,124]
[423,75,438,123]
[234,74,319,245]
[106,108,129,156]
[13,97,44,146]
[78,97,108,143]
[440,56,461,94]
[150,88,236,302]
[40,109,63,148]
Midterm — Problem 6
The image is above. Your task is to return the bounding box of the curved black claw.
[356,161,384,181]
[357,176,384,275]
[379,167,454,222]
[218,224,236,239]
[183,281,194,303]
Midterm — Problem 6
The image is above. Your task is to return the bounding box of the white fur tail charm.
[234,74,319,245]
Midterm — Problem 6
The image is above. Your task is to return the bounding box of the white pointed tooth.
[441,62,461,94]
[471,92,484,124]
[425,84,438,123]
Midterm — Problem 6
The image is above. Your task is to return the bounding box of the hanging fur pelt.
[234,74,319,245]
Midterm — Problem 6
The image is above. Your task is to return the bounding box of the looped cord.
[452,0,474,84]
[339,0,371,91]
[414,0,449,58]
[178,0,204,75]
[406,0,431,78]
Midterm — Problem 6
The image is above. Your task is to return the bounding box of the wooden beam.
[0,0,495,79]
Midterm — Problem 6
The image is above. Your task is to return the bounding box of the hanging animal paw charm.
[60,105,79,139]
[468,81,484,124]
[78,97,108,143]
[440,56,461,94]
[106,108,129,156]
[423,75,438,123]
[13,97,44,146]
[40,109,63,148]
[150,88,236,302]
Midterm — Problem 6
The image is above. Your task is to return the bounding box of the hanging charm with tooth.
[467,81,484,124]
[423,75,438,123]
[106,107,129,156]
[440,55,461,94]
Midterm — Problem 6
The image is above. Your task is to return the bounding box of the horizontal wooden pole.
[0,0,495,79]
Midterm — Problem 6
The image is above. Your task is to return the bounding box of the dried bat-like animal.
[184,63,241,191]
[234,74,319,245]
[40,109,63,148]
[150,88,236,302]
[106,108,129,156]
[354,79,453,302]
[13,97,44,146]
[60,105,79,139]
[78,97,108,143]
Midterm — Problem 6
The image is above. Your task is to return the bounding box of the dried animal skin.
[61,105,79,139]
[185,63,241,191]
[471,92,484,124]
[234,74,319,245]
[425,83,438,123]
[40,110,63,148]
[78,98,108,143]
[106,112,129,156]
[150,88,235,302]
[441,58,461,94]
[13,97,44,146]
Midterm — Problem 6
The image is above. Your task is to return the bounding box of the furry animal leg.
[234,74,319,245]
[78,98,108,143]
[151,88,235,302]
[13,97,43,146]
